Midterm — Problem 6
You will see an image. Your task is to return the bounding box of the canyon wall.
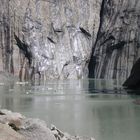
[0,0,102,81]
[0,0,140,81]
[92,0,140,80]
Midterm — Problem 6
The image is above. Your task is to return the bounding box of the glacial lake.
[0,79,140,140]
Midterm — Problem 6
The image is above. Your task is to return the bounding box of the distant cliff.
[0,0,140,81]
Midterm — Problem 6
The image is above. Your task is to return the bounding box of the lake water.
[0,79,140,140]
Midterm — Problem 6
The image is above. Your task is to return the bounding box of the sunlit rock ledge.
[0,109,95,140]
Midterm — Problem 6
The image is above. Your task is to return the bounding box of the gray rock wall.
[92,0,140,80]
[0,0,102,81]
[0,0,140,81]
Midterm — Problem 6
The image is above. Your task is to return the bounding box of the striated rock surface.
[0,109,94,140]
[92,0,140,80]
[1,0,140,81]
[0,0,102,81]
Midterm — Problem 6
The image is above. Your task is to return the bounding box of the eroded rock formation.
[92,0,140,80]
[0,109,94,140]
[0,0,140,81]
[0,0,102,81]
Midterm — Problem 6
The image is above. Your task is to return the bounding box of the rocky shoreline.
[0,109,95,140]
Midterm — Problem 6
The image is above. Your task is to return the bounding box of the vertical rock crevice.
[88,0,105,78]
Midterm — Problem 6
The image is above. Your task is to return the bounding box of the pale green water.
[0,79,140,140]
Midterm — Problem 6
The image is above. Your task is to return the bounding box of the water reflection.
[0,79,140,140]
[88,79,125,94]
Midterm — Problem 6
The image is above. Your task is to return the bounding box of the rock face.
[1,0,140,81]
[0,0,102,81]
[92,0,140,80]
[0,123,25,140]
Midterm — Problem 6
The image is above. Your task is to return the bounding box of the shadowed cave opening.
[88,55,96,78]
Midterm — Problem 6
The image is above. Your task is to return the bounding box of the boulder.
[19,119,56,140]
[0,123,25,140]
[0,109,94,140]
[123,58,140,89]
[0,109,24,130]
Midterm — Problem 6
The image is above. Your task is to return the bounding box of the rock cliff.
[0,0,102,81]
[91,0,140,80]
[0,0,140,81]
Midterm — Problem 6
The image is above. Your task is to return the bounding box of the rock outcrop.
[92,0,140,80]
[0,123,25,140]
[1,0,140,81]
[0,109,94,140]
[123,58,140,89]
[0,0,102,81]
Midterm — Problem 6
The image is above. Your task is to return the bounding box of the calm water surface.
[0,79,140,140]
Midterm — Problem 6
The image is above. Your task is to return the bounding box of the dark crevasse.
[88,0,105,78]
